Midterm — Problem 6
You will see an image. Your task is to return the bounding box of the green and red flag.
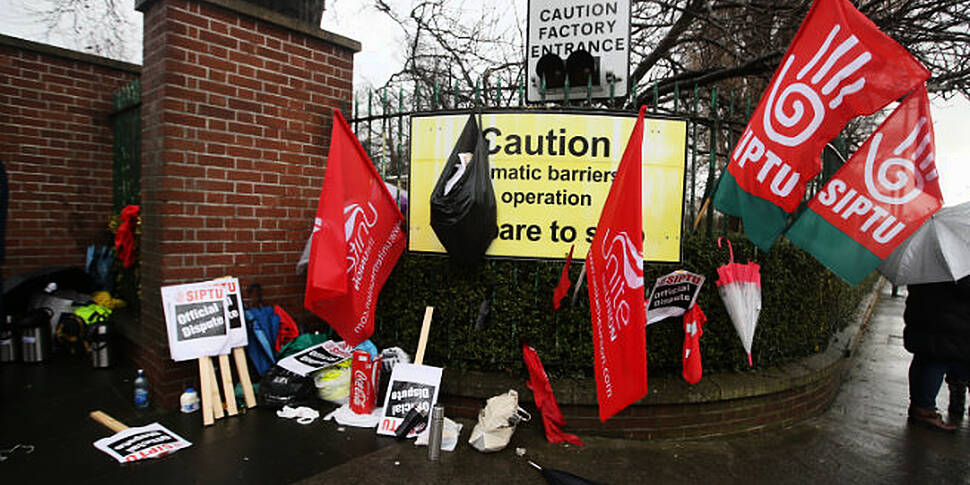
[713,0,929,251]
[786,86,942,285]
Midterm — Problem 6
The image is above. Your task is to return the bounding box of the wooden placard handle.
[218,353,238,416]
[207,357,225,420]
[198,356,215,426]
[233,347,257,408]
[90,411,129,433]
[415,306,434,366]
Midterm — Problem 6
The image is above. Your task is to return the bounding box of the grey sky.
[1,0,966,205]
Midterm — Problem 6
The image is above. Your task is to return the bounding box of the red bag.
[682,304,706,385]
[273,305,299,353]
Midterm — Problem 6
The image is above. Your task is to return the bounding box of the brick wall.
[136,0,359,407]
[441,364,844,440]
[0,35,139,277]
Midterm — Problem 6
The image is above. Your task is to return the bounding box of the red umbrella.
[715,238,762,366]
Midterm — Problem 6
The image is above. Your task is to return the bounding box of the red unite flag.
[304,110,405,347]
[552,245,574,311]
[586,106,648,421]
[714,0,929,251]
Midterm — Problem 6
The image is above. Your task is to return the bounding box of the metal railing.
[346,77,845,239]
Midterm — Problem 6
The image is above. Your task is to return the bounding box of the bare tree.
[374,0,970,112]
[21,0,140,63]
[374,0,525,108]
[629,0,970,108]
[370,0,970,204]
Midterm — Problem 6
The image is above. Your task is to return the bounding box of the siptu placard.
[93,422,192,463]
[646,270,705,325]
[527,0,631,102]
[211,277,247,349]
[275,340,354,377]
[161,280,232,361]
[376,363,442,437]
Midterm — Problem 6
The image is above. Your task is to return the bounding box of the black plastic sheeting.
[429,114,498,267]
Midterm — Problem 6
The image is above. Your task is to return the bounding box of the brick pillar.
[135,0,360,408]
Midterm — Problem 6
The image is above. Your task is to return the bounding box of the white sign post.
[526,0,631,102]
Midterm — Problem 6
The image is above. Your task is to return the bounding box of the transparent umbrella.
[715,238,762,367]
[879,201,970,286]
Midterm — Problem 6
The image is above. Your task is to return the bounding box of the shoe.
[908,406,958,432]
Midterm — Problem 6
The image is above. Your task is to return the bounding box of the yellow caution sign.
[409,111,687,261]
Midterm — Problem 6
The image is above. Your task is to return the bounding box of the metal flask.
[428,405,444,461]
[20,321,49,363]
[0,319,19,362]
[89,321,112,368]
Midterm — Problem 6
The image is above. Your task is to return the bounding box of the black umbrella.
[2,266,93,317]
[528,460,607,485]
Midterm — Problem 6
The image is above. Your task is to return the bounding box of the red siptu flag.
[586,106,648,421]
[682,304,706,385]
[552,245,574,312]
[715,0,929,251]
[304,110,405,347]
[522,343,584,446]
[786,85,943,285]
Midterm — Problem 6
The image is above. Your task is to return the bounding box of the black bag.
[430,114,498,267]
[257,365,315,409]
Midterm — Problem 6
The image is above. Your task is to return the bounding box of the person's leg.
[909,354,947,410]
[908,354,957,430]
[945,362,970,417]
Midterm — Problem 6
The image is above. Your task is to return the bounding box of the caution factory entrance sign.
[409,111,687,262]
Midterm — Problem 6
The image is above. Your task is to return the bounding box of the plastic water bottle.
[134,369,149,408]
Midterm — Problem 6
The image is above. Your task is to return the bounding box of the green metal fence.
[112,80,141,211]
[347,79,845,240]
[111,79,141,307]
[349,78,853,374]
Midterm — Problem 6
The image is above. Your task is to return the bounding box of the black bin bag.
[430,114,498,267]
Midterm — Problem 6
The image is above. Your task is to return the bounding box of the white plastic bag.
[414,417,463,452]
[468,389,531,453]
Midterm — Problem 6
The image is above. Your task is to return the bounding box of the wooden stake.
[693,197,712,232]
[571,262,587,306]
[198,357,215,426]
[90,411,128,433]
[414,306,434,365]
[232,347,257,408]
[218,353,238,416]
[207,358,225,420]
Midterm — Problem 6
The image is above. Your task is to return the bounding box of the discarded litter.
[276,405,320,425]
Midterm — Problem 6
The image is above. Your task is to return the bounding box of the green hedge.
[371,232,877,378]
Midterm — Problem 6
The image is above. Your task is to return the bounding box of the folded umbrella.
[528,460,606,485]
[715,238,761,367]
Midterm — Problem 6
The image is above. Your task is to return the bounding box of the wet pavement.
[3,283,970,484]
